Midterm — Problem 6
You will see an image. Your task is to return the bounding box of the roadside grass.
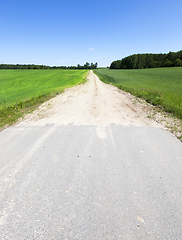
[94,67,182,119]
[0,69,88,129]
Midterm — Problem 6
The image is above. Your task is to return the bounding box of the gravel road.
[17,71,161,127]
[0,71,182,239]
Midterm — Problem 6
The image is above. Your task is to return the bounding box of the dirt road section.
[17,71,161,127]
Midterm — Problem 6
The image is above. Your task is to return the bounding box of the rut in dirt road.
[17,70,161,127]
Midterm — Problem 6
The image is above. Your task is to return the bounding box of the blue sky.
[1,0,182,67]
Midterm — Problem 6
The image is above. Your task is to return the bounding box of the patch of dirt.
[132,97,182,141]
[16,71,182,140]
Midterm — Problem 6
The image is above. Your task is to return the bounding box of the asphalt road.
[0,125,182,239]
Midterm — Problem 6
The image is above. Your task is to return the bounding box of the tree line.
[0,62,98,70]
[110,50,182,69]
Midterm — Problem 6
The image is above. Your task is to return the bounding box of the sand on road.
[17,70,161,127]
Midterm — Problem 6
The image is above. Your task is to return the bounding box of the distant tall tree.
[90,63,94,69]
[132,55,138,69]
[163,60,173,67]
[94,62,98,69]
[174,59,182,66]
[84,62,90,69]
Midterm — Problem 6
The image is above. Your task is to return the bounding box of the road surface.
[0,71,182,239]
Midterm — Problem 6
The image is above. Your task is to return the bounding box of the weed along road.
[0,71,182,239]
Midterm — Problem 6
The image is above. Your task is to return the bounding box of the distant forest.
[110,50,182,69]
[0,62,98,70]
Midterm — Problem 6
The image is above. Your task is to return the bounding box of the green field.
[94,67,182,119]
[0,69,88,128]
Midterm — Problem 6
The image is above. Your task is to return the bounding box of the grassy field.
[0,69,88,128]
[94,67,182,119]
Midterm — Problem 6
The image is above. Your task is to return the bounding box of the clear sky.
[1,0,182,67]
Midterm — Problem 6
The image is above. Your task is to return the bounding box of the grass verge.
[0,69,88,129]
[94,68,182,119]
